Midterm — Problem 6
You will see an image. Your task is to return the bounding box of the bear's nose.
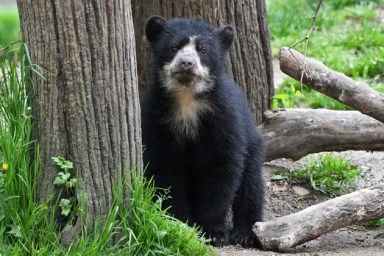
[179,56,196,71]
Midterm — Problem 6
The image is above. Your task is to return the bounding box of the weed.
[364,219,384,229]
[275,153,363,196]
[52,156,77,216]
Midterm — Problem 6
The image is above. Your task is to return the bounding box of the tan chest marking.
[176,88,199,120]
[168,87,211,139]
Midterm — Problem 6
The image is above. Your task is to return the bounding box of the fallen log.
[279,47,384,124]
[253,184,384,252]
[259,108,384,161]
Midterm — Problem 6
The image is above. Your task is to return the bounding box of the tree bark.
[280,47,384,124]
[253,184,384,252]
[132,0,274,124]
[17,0,141,228]
[260,109,384,161]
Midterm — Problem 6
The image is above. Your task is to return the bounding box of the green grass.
[0,6,20,48]
[267,0,384,109]
[50,170,214,256]
[0,41,214,255]
[0,40,41,251]
[272,78,352,110]
[274,153,363,196]
[364,218,384,229]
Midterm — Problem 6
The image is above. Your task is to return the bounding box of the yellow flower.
[2,162,8,173]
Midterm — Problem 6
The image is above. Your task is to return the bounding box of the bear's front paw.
[204,229,229,247]
[230,229,261,248]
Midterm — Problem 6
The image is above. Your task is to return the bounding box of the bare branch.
[280,47,384,124]
[290,0,324,90]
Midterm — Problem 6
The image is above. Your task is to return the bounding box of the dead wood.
[279,47,384,124]
[260,108,384,161]
[253,184,384,252]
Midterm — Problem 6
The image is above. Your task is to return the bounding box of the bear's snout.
[179,55,196,71]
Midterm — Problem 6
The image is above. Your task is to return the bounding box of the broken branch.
[253,184,384,251]
[260,109,384,161]
[279,47,384,124]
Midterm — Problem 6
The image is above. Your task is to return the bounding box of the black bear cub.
[142,16,265,247]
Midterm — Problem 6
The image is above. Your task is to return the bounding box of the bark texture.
[17,0,141,224]
[280,47,384,124]
[260,109,384,161]
[253,184,384,251]
[132,0,274,124]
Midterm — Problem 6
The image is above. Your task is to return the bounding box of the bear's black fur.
[141,16,265,247]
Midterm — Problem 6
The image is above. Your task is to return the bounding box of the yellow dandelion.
[2,162,8,173]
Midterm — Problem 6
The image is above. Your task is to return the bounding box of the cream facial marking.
[160,36,213,94]
[159,36,214,139]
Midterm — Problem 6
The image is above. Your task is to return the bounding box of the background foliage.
[267,0,384,109]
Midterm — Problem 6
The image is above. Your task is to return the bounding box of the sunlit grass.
[267,0,384,109]
[274,153,363,196]
[0,6,20,48]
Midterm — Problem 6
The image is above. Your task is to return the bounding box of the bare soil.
[216,151,384,256]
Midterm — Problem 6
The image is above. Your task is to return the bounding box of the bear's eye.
[170,45,178,52]
[199,47,207,55]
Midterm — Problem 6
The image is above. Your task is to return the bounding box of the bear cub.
[141,16,265,247]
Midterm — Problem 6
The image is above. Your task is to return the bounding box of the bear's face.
[145,16,234,94]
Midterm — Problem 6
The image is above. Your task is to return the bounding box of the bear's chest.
[177,88,200,119]
[168,88,211,139]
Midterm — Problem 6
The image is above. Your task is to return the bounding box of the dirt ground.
[217,59,384,255]
[217,151,384,256]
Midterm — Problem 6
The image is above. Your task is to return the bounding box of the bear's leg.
[191,174,240,247]
[230,155,264,248]
[150,171,192,223]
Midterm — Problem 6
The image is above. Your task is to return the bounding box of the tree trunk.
[280,47,384,124]
[260,109,384,161]
[132,0,274,124]
[253,184,384,252]
[17,0,141,228]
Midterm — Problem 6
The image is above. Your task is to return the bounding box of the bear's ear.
[145,16,167,43]
[217,25,234,51]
